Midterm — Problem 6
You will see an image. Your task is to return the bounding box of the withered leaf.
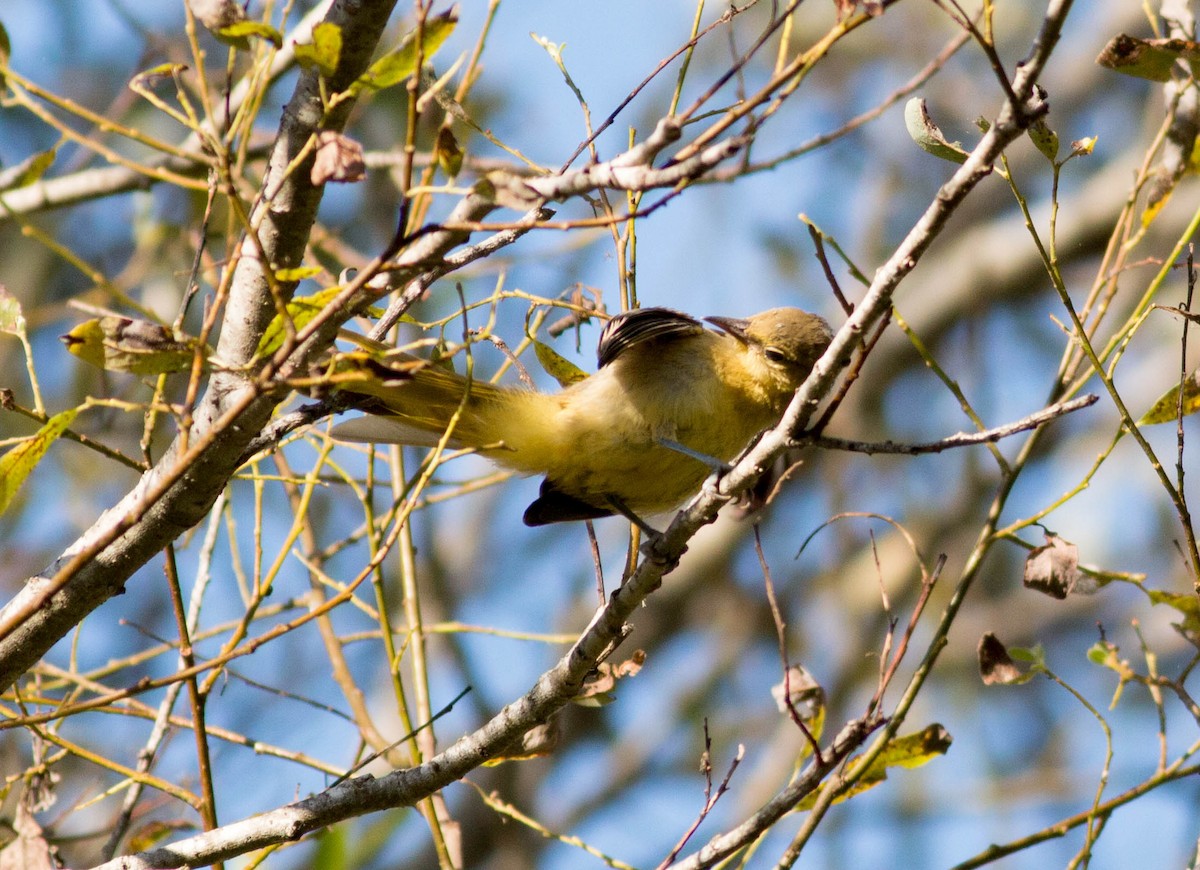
[1096,33,1200,82]
[1024,531,1079,599]
[573,650,645,707]
[978,632,1031,685]
[311,131,365,185]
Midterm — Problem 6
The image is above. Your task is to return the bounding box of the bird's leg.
[656,437,731,474]
[606,496,683,565]
[657,436,736,505]
[605,495,662,538]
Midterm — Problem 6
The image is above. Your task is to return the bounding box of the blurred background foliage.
[1,1,1199,868]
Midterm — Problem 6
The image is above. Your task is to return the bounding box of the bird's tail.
[328,352,514,449]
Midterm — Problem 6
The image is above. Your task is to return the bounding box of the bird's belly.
[512,379,768,513]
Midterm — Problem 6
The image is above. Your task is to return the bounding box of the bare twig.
[657,730,745,870]
[811,394,1098,455]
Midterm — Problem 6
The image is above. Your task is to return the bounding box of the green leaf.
[0,407,79,516]
[1086,641,1128,671]
[0,148,56,193]
[1008,644,1046,668]
[217,20,282,49]
[1148,589,1200,635]
[533,339,588,387]
[353,9,457,93]
[1148,588,1200,615]
[312,824,348,870]
[256,286,349,358]
[295,21,342,78]
[1138,371,1200,425]
[1028,118,1060,162]
[1086,644,1108,665]
[904,98,969,164]
[16,148,55,189]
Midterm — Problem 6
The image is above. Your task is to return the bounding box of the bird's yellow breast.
[474,331,781,513]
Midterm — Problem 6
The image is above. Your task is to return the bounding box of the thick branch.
[91,528,680,868]
[0,0,400,691]
[2,4,1081,865]
[0,1,334,220]
[0,51,758,694]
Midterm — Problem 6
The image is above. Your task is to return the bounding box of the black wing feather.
[523,479,614,525]
[595,307,705,368]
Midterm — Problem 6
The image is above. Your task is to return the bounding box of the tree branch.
[0,1,335,220]
[0,0,401,690]
[814,394,1097,456]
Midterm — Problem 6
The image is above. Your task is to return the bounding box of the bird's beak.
[704,316,751,343]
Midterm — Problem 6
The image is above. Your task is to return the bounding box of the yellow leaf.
[1027,118,1059,162]
[133,62,189,81]
[436,127,464,178]
[274,265,323,282]
[1072,136,1097,156]
[871,723,953,770]
[216,20,282,49]
[0,407,79,515]
[295,21,342,78]
[533,339,588,387]
[794,724,952,811]
[1138,372,1200,425]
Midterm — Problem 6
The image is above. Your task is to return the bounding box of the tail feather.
[333,356,514,448]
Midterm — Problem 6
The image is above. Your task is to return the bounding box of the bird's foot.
[656,437,731,475]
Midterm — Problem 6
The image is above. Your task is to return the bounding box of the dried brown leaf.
[311,131,365,185]
[978,632,1031,685]
[1023,531,1079,599]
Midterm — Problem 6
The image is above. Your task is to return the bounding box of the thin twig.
[810,395,1097,455]
[657,728,745,870]
[754,526,823,762]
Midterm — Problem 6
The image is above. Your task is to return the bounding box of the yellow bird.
[332,307,833,526]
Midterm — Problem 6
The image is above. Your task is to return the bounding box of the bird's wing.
[522,478,614,526]
[595,307,706,368]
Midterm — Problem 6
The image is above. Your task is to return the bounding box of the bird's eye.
[764,346,789,364]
